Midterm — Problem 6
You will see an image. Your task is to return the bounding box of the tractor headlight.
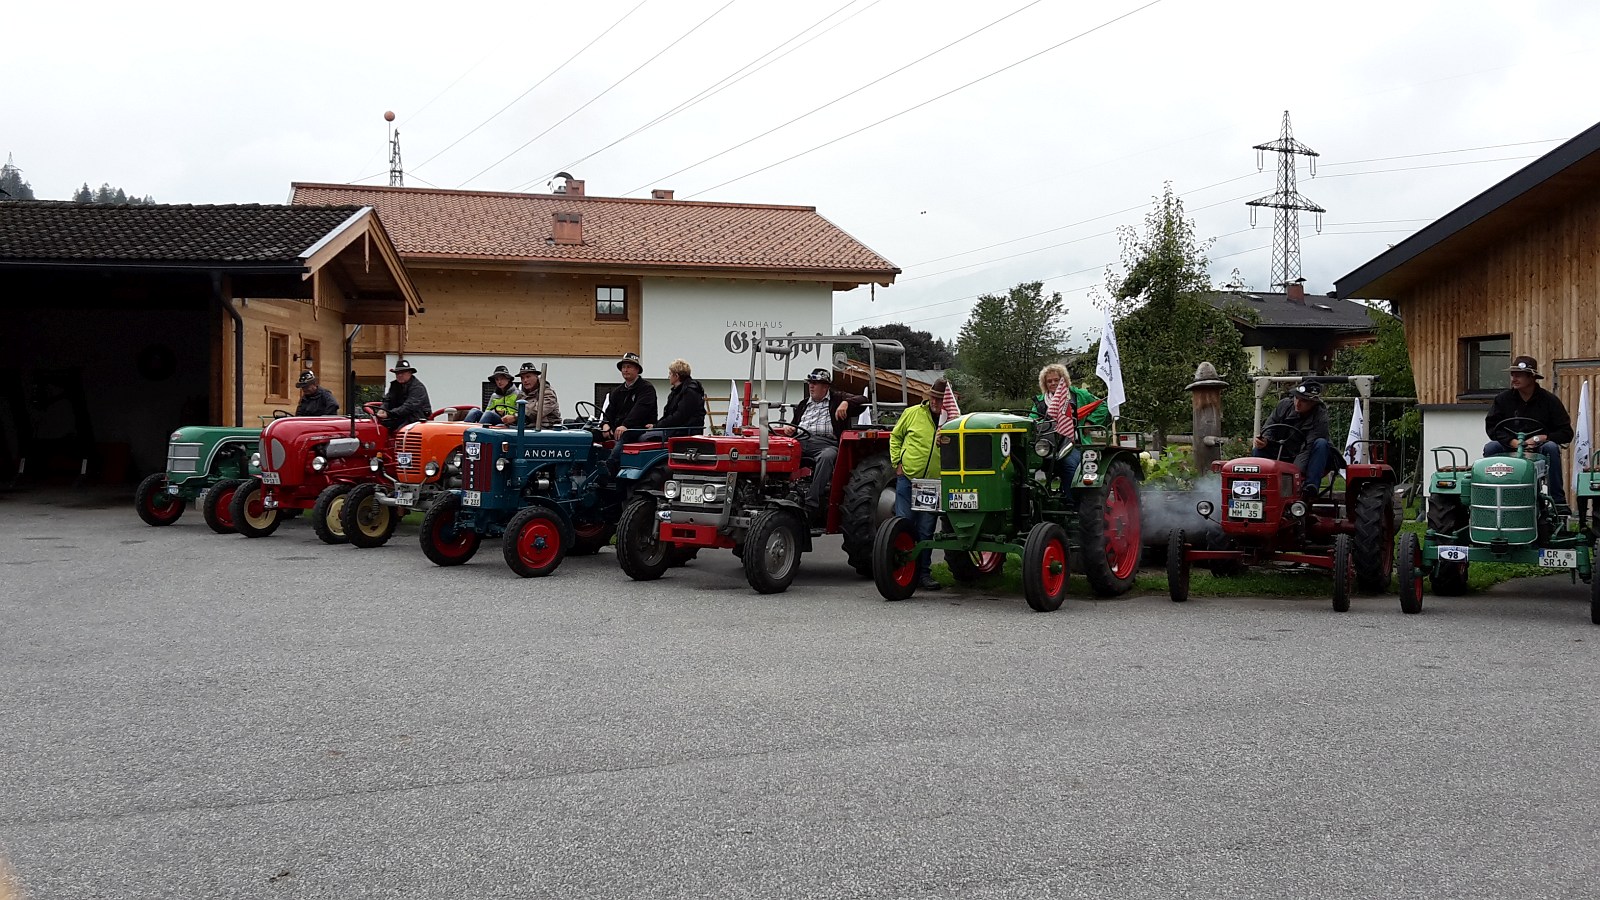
[250,452,262,469]
[1034,438,1053,457]
[1289,500,1307,518]
[495,457,509,472]
[311,455,327,472]
[424,461,440,478]
[1196,500,1214,518]
[664,480,680,499]
[446,451,462,475]
[369,458,382,473]
[703,483,721,502]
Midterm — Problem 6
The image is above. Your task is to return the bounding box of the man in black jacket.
[605,352,659,468]
[294,370,340,417]
[774,367,867,521]
[377,359,432,430]
[1254,379,1334,500]
[641,358,706,441]
[1484,355,1572,506]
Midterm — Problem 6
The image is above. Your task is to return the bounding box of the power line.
[460,0,740,188]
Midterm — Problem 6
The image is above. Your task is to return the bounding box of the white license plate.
[912,479,941,512]
[1438,545,1470,562]
[260,472,281,485]
[946,489,979,511]
[1231,479,1261,498]
[462,491,481,507]
[394,485,418,506]
[396,452,414,466]
[1539,549,1577,569]
[1228,499,1263,519]
[681,485,705,504]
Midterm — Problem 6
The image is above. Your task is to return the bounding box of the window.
[1462,335,1511,396]
[1285,351,1301,373]
[266,330,289,399]
[595,286,628,321]
[300,338,321,379]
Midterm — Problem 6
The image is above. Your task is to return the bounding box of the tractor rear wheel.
[230,479,283,538]
[311,483,354,545]
[135,473,185,526]
[616,496,671,582]
[1352,482,1396,592]
[1398,532,1424,615]
[945,548,1003,584]
[873,516,920,602]
[1427,493,1468,534]
[1077,460,1142,596]
[744,509,804,594]
[570,519,616,556]
[503,506,570,578]
[341,483,399,549]
[202,478,244,534]
[1205,529,1245,576]
[1431,559,1470,596]
[1022,522,1070,612]
[1167,529,1190,603]
[1591,549,1600,625]
[419,492,480,566]
[841,452,896,577]
[1331,533,1354,613]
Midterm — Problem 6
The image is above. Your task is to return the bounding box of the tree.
[1333,305,1419,469]
[73,183,94,203]
[73,181,154,204]
[953,281,1069,408]
[838,323,955,371]
[1091,184,1253,446]
[0,155,35,200]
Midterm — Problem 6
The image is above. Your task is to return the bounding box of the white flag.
[725,380,744,432]
[1572,380,1591,501]
[1096,305,1126,418]
[1344,398,1366,464]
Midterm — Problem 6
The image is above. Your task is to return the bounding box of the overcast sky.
[6,0,1596,345]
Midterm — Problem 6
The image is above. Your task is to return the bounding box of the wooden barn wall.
[215,288,353,427]
[398,269,642,358]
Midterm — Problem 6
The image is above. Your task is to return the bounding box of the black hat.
[616,352,643,373]
[490,365,512,381]
[390,359,417,374]
[1292,380,1323,403]
[296,370,318,388]
[805,367,832,384]
[1506,355,1544,380]
[517,362,542,377]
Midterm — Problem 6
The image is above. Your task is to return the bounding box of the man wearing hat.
[464,365,518,425]
[774,367,868,522]
[511,362,562,428]
[293,370,340,417]
[1253,378,1335,500]
[1485,355,1572,506]
[605,352,658,467]
[377,359,432,430]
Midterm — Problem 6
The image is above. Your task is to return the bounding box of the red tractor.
[615,332,918,594]
[1167,375,1398,611]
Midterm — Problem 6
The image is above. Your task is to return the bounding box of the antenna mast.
[1246,111,1323,290]
[385,111,404,187]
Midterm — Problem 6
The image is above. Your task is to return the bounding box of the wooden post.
[1187,362,1229,472]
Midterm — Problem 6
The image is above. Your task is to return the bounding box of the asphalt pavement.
[1,487,1597,899]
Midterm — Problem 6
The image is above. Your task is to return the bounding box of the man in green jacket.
[890,378,946,591]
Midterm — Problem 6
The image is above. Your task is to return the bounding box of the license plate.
[682,484,705,504]
[1539,549,1577,569]
[1228,499,1263,519]
[946,489,978,511]
[1438,545,1469,562]
[1231,479,1261,498]
[397,452,414,467]
[462,491,481,507]
[260,472,281,485]
[394,485,418,506]
[912,479,941,512]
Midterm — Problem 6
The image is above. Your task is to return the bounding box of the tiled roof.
[290,183,900,279]
[0,201,365,263]
[1201,290,1379,330]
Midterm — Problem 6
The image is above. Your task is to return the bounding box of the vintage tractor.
[1167,375,1397,612]
[870,408,1146,611]
[1396,419,1599,623]
[135,425,262,531]
[418,397,678,577]
[615,332,920,595]
[337,412,477,549]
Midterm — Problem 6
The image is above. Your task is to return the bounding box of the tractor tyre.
[1431,560,1470,596]
[419,492,480,566]
[1205,529,1246,577]
[503,506,571,578]
[1167,529,1190,603]
[616,496,671,582]
[135,473,185,526]
[311,483,354,545]
[744,509,804,595]
[1022,521,1071,612]
[1077,459,1143,597]
[1427,493,1469,535]
[1331,533,1354,613]
[341,483,400,549]
[1398,532,1424,615]
[229,479,283,538]
[202,479,244,535]
[873,516,920,602]
[945,548,1004,584]
[841,452,897,578]
[1352,482,1396,593]
[570,519,616,556]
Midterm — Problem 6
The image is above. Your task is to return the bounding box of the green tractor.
[133,425,261,531]
[871,410,1144,611]
[1397,417,1599,623]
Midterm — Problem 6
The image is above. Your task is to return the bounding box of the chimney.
[1286,282,1305,303]
[651,189,675,200]
[552,212,583,245]
[565,179,585,198]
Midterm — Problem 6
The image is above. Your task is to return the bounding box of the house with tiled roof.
[290,178,899,412]
[1199,283,1380,375]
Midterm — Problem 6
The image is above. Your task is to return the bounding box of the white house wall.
[1421,408,1490,493]
[640,278,836,384]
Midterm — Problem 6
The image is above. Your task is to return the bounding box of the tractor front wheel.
[202,479,244,534]
[744,509,803,595]
[1077,460,1142,596]
[311,483,354,545]
[945,548,1004,584]
[419,492,480,566]
[1022,521,1070,612]
[1398,532,1424,615]
[504,506,571,578]
[135,473,185,526]
[617,497,671,582]
[841,452,896,577]
[1352,482,1396,593]
[229,479,283,538]
[1331,533,1354,613]
[873,516,920,602]
[1167,529,1190,603]
[341,483,399,549]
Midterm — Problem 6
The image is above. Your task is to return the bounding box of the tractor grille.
[1469,481,1537,544]
[167,442,202,474]
[392,431,424,479]
[463,443,493,492]
[940,434,994,473]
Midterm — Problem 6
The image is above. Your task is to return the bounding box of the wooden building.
[1334,119,1600,485]
[1199,285,1379,375]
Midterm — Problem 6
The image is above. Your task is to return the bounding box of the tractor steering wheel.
[271,409,293,419]
[573,400,601,422]
[362,401,383,419]
[1491,416,1547,453]
[767,420,813,443]
[1259,422,1300,462]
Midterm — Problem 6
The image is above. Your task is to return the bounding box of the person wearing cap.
[640,358,706,442]
[377,359,431,430]
[890,378,946,591]
[1254,379,1334,500]
[605,352,659,467]
[509,362,561,428]
[293,370,339,417]
[774,367,868,521]
[464,365,518,425]
[1485,355,1572,506]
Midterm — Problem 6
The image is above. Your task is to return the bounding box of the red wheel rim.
[144,487,182,523]
[1041,538,1067,597]
[215,487,238,529]
[516,518,562,570]
[430,512,476,559]
[1103,474,1141,579]
[890,528,918,588]
[244,487,267,519]
[973,551,1003,574]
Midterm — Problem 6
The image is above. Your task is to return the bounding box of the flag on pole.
[725,380,744,432]
[1572,379,1591,501]
[1096,305,1126,418]
[1046,378,1076,441]
[1344,397,1367,464]
[938,383,962,426]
